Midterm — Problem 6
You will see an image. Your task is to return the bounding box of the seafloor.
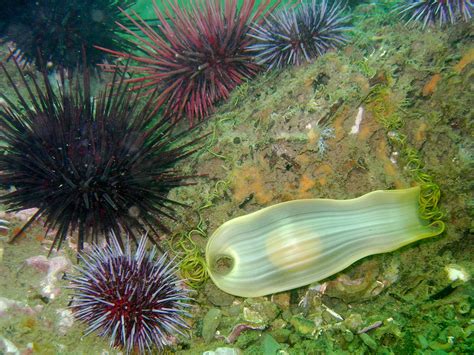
[0,3,473,355]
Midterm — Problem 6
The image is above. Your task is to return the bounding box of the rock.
[445,264,470,283]
[270,328,291,343]
[261,334,281,354]
[343,313,363,332]
[0,336,19,355]
[290,315,316,337]
[25,255,50,272]
[323,260,397,303]
[359,333,377,350]
[271,292,290,310]
[288,333,302,345]
[298,287,323,312]
[56,309,74,335]
[242,307,261,324]
[242,298,280,325]
[0,297,43,318]
[202,308,222,343]
[343,329,354,343]
[234,329,261,348]
[372,318,402,347]
[280,309,293,322]
[25,255,72,300]
[205,282,235,307]
[310,312,324,328]
[203,347,240,355]
[270,318,287,330]
[227,303,242,317]
[11,208,38,222]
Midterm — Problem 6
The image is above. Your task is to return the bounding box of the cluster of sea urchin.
[247,0,351,69]
[67,234,190,353]
[398,0,473,28]
[0,59,201,254]
[97,0,279,126]
[0,0,136,69]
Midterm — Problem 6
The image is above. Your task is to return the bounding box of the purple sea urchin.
[398,0,473,28]
[248,0,351,69]
[68,235,190,353]
[0,59,202,253]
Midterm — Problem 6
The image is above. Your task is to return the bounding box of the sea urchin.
[0,59,202,253]
[67,234,190,353]
[398,0,473,28]
[1,0,137,69]
[248,0,351,69]
[97,0,279,126]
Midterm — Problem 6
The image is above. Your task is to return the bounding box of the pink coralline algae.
[0,297,43,317]
[25,255,72,300]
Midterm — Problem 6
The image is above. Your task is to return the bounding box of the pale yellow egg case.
[206,186,445,297]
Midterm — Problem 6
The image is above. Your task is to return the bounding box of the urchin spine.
[248,0,351,69]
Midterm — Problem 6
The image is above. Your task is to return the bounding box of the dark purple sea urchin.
[248,0,351,69]
[68,235,190,353]
[398,0,473,28]
[0,0,137,70]
[0,59,202,254]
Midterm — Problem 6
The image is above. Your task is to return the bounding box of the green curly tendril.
[366,85,445,232]
[200,114,235,161]
[168,180,230,288]
[172,112,234,288]
[365,85,404,130]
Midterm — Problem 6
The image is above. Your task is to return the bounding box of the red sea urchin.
[398,0,473,28]
[67,235,190,353]
[248,0,350,70]
[97,0,279,126]
[0,59,202,253]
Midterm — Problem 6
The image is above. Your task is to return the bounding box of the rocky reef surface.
[0,3,473,354]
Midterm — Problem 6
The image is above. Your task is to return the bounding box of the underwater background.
[0,0,472,354]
